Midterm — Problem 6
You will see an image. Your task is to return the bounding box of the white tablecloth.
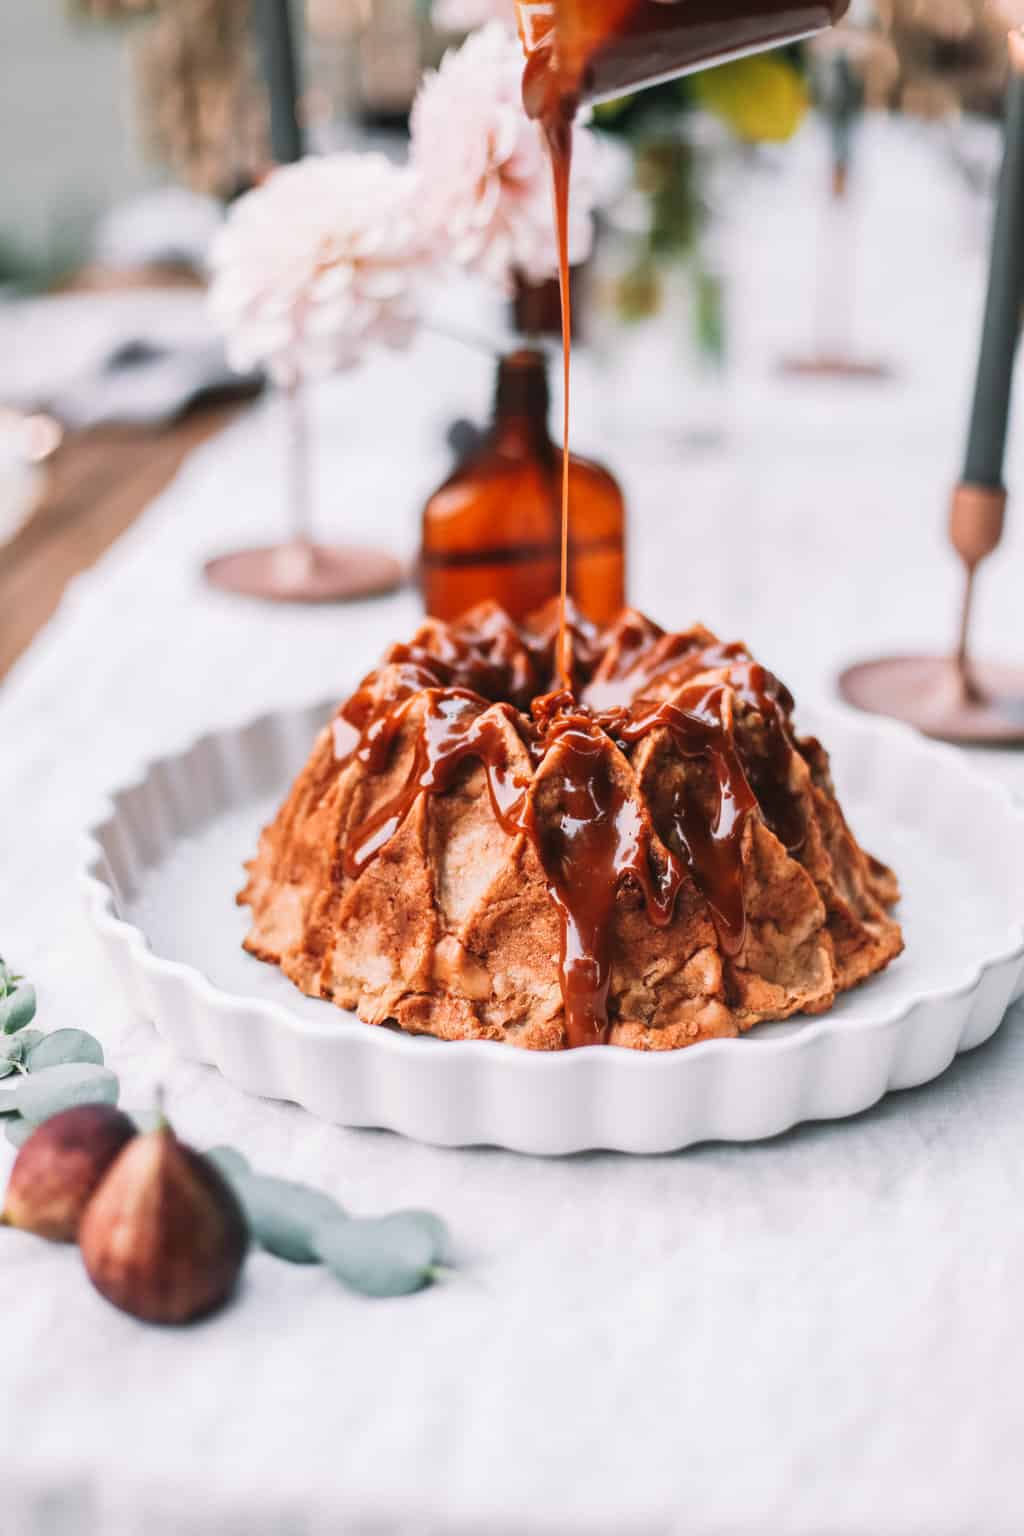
[2,118,1024,1536]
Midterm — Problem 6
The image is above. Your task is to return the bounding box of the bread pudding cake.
[239,602,902,1051]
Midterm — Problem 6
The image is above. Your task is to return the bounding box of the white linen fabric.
[1,119,1023,1536]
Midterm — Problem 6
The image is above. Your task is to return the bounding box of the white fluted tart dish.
[82,694,1024,1155]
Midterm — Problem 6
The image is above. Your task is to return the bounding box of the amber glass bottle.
[420,349,626,625]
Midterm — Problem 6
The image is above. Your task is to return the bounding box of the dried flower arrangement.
[132,0,266,197]
[856,0,1024,118]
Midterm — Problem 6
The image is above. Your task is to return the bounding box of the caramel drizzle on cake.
[241,601,903,1050]
[332,602,807,1048]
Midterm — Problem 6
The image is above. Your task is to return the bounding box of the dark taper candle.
[962,30,1024,488]
[253,0,304,165]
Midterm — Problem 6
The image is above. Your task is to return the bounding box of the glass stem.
[286,372,313,551]
[816,161,854,361]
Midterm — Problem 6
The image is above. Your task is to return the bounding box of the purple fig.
[2,1104,137,1243]
[78,1122,249,1325]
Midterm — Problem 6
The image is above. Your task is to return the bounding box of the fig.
[78,1122,249,1325]
[1,1104,137,1242]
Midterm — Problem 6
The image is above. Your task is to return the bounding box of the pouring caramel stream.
[520,0,847,692]
[521,46,577,690]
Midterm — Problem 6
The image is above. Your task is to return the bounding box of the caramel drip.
[528,708,680,1046]
[523,43,577,693]
[551,109,574,694]
[334,611,803,1047]
[606,687,760,955]
[585,635,743,711]
[344,689,531,878]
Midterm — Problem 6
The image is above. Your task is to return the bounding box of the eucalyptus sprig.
[0,954,37,1048]
[208,1146,451,1298]
[1,958,453,1300]
[0,956,116,1143]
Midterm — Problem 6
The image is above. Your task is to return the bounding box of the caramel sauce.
[527,704,681,1046]
[521,44,577,689]
[344,689,532,878]
[334,607,804,1047]
[553,113,574,694]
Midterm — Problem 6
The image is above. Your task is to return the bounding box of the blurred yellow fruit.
[694,54,810,143]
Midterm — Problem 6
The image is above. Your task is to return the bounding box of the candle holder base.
[779,354,893,382]
[204,542,405,603]
[838,654,1024,745]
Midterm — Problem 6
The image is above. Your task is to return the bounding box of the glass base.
[203,542,405,604]
[779,354,894,382]
[838,655,1024,745]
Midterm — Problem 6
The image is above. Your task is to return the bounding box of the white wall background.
[0,1,156,275]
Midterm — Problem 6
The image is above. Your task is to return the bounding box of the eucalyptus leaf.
[4,1116,34,1149]
[13,1064,119,1124]
[204,1146,250,1182]
[1,985,37,1035]
[25,1029,104,1073]
[234,1173,344,1264]
[14,1030,44,1055]
[388,1209,450,1266]
[314,1213,443,1297]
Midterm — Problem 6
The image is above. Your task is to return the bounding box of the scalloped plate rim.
[78,692,1024,1081]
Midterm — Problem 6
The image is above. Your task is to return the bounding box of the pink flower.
[410,22,598,290]
[208,152,431,383]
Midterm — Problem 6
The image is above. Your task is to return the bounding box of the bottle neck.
[512,275,566,343]
[492,349,554,455]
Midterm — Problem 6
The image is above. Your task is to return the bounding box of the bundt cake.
[239,602,903,1050]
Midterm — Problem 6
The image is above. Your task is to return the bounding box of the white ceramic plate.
[81,698,1024,1155]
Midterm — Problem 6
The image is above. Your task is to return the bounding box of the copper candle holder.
[839,29,1024,746]
[839,482,1024,744]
